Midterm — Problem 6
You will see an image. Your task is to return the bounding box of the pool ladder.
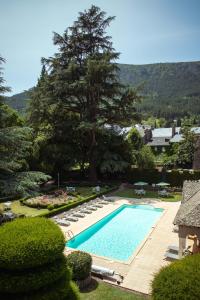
[66,230,75,241]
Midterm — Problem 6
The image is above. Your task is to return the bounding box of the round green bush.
[0,217,65,270]
[152,254,200,300]
[0,255,70,293]
[66,251,92,280]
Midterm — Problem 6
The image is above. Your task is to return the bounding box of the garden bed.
[0,185,118,218]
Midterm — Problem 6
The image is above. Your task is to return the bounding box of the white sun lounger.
[101,195,115,202]
[91,265,124,284]
[64,215,78,222]
[167,245,179,252]
[85,206,97,211]
[78,208,92,214]
[91,203,103,208]
[98,200,109,205]
[72,212,85,218]
[164,251,179,260]
[56,219,70,226]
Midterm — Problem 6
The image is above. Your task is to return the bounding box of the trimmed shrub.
[66,251,92,280]
[0,218,65,270]
[152,254,200,300]
[0,255,70,293]
[67,281,80,300]
[0,273,71,300]
[0,217,79,300]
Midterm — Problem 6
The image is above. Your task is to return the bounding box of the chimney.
[172,123,176,137]
[144,128,152,144]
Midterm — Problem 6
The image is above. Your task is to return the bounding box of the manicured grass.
[80,280,147,300]
[0,200,48,217]
[112,188,182,202]
[0,186,110,217]
[75,186,107,198]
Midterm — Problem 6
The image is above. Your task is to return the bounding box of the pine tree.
[41,5,140,181]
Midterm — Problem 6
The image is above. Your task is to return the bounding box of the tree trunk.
[88,129,98,182]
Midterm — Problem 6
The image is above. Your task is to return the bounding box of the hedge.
[152,254,200,300]
[39,185,118,218]
[0,256,70,293]
[122,168,200,187]
[66,251,92,280]
[0,218,65,270]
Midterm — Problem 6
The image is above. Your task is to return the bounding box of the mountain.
[4,61,200,118]
[118,61,200,119]
[4,91,30,114]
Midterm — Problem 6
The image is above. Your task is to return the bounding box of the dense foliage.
[119,62,200,120]
[0,56,50,198]
[0,218,65,269]
[28,5,140,181]
[127,128,155,169]
[66,251,92,280]
[164,128,196,169]
[0,217,79,300]
[152,254,200,300]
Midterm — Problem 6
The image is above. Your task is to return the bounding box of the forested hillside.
[4,90,30,114]
[119,61,200,119]
[4,61,200,119]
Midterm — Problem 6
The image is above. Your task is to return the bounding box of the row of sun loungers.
[52,196,112,226]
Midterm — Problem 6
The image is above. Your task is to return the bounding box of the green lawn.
[75,186,108,198]
[0,186,109,217]
[80,280,147,300]
[112,188,182,202]
[0,200,48,217]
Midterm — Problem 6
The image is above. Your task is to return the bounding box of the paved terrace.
[59,197,180,295]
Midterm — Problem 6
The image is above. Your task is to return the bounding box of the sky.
[0,0,200,95]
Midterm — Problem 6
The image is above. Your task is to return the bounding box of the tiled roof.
[147,137,170,146]
[170,134,183,143]
[174,181,200,227]
[152,127,181,138]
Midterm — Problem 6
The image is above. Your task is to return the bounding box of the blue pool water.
[67,204,163,261]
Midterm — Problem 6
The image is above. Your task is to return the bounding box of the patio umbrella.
[134,181,148,186]
[156,182,170,187]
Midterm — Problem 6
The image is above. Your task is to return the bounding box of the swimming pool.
[67,204,163,261]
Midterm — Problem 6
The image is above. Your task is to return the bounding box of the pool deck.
[59,197,180,295]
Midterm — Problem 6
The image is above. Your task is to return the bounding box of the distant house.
[146,126,181,152]
[105,124,200,159]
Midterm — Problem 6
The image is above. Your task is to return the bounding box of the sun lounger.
[56,219,70,226]
[167,245,179,252]
[164,251,179,260]
[91,203,103,208]
[84,206,97,211]
[101,195,115,202]
[91,265,124,284]
[64,215,78,222]
[78,208,92,214]
[98,200,109,205]
[72,212,85,218]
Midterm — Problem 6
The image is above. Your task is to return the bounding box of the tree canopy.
[29,5,140,180]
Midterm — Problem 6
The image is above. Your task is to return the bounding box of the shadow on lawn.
[80,278,99,293]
